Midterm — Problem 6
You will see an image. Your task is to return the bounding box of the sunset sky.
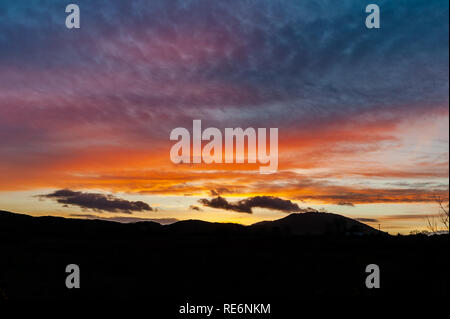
[0,0,448,234]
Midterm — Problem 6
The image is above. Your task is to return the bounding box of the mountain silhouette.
[0,210,380,236]
[251,212,380,235]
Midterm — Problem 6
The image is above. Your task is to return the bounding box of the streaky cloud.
[37,189,153,214]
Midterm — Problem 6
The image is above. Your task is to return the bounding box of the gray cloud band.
[37,189,153,214]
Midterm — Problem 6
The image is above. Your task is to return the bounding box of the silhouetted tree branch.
[435,195,449,231]
[426,196,449,232]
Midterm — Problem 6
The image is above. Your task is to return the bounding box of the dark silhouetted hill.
[251,212,380,235]
[166,219,246,235]
[0,210,162,239]
[0,210,381,237]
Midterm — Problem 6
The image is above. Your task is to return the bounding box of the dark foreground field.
[0,210,448,304]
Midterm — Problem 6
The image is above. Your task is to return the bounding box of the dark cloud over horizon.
[199,196,316,214]
[70,214,177,224]
[337,202,355,207]
[38,189,153,214]
[209,188,234,196]
[356,217,379,223]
